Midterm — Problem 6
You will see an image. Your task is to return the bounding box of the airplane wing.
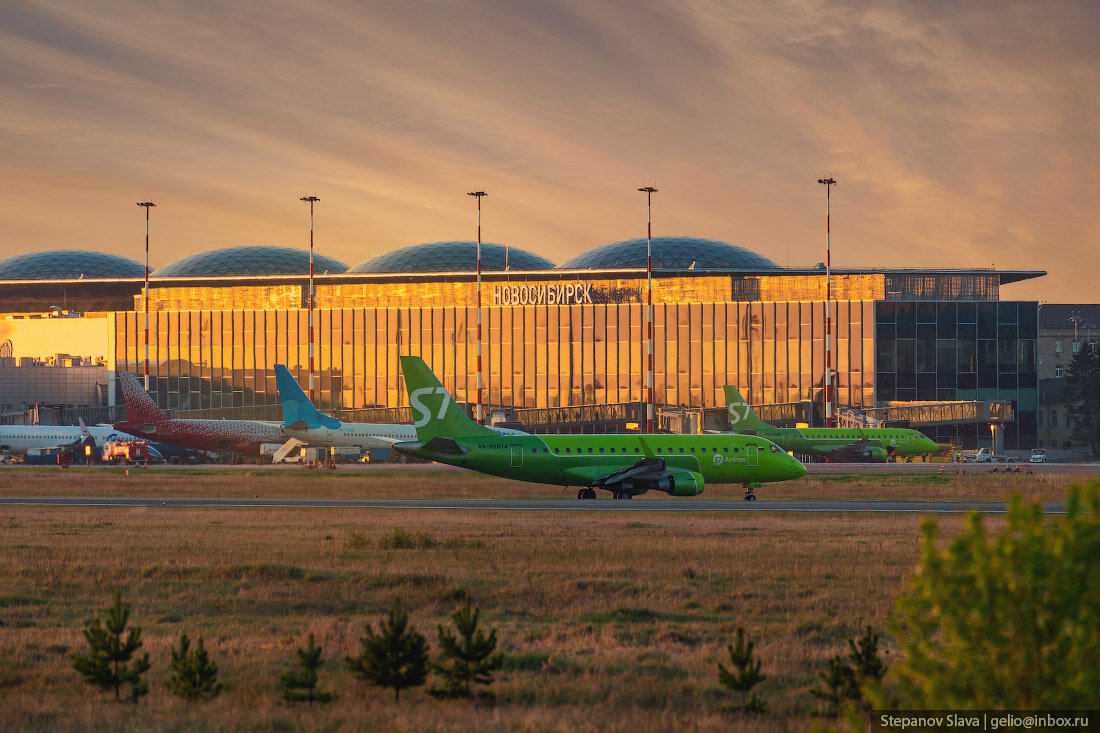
[821,438,888,463]
[561,458,667,488]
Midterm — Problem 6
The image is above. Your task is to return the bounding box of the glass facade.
[874,301,1038,449]
[113,299,876,414]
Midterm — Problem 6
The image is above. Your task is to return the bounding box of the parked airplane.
[394,356,806,499]
[275,364,527,451]
[722,386,940,462]
[0,417,195,463]
[113,372,285,455]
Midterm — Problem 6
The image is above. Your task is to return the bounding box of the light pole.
[300,195,320,403]
[817,177,836,428]
[136,201,155,392]
[468,190,487,424]
[638,186,657,433]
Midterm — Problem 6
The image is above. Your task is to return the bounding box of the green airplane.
[722,385,940,462]
[393,356,806,500]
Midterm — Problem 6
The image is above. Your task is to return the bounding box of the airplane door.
[510,445,523,468]
[746,444,759,468]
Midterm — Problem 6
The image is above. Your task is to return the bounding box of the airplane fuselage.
[403,432,806,493]
[112,417,285,455]
[0,425,144,455]
[754,426,939,458]
[281,423,417,449]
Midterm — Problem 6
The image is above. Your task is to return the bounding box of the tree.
[810,626,887,717]
[71,591,151,702]
[432,598,503,698]
[891,485,1100,709]
[346,597,429,702]
[168,632,222,700]
[281,633,333,703]
[1064,343,1100,452]
[717,626,766,713]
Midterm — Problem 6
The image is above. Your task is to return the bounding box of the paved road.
[0,495,1065,514]
[805,462,1100,476]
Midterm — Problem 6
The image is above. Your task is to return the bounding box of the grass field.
[0,467,1078,731]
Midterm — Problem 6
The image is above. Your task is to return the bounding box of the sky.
[1,0,1097,301]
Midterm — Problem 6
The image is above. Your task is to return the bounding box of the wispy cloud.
[0,0,1096,298]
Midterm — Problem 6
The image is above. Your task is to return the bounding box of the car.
[1029,448,1046,464]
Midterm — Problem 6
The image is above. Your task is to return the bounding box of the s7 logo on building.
[410,387,452,427]
[728,400,749,425]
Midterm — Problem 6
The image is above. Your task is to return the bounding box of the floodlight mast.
[468,190,487,424]
[300,195,320,403]
[638,186,658,433]
[136,201,155,392]
[817,177,836,427]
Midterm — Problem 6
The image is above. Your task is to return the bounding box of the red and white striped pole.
[137,201,155,392]
[300,196,320,403]
[468,190,487,424]
[638,186,657,433]
[818,177,836,427]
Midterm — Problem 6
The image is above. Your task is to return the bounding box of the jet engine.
[653,469,705,496]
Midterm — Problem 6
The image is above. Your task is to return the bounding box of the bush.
[717,626,766,713]
[281,633,333,703]
[432,598,503,698]
[71,591,151,702]
[168,632,222,700]
[891,485,1100,708]
[346,598,429,702]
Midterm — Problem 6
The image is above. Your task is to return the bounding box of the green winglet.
[637,436,655,459]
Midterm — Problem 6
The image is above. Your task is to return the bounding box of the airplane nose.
[393,441,421,457]
[787,455,807,479]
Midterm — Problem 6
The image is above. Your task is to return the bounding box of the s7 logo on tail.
[728,400,750,425]
[410,387,452,427]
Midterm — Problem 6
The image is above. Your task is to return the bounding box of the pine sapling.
[432,598,503,698]
[168,632,222,700]
[810,655,857,717]
[346,597,429,702]
[281,633,333,703]
[717,626,766,713]
[71,591,151,702]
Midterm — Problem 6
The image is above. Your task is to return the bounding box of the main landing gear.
[574,488,632,500]
[742,482,761,501]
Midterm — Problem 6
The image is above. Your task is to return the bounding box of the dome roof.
[557,236,781,271]
[155,245,348,277]
[352,241,554,273]
[0,250,146,280]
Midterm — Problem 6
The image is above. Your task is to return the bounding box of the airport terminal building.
[0,237,1043,449]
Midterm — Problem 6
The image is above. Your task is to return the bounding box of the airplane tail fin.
[117,372,167,424]
[275,365,341,430]
[722,385,773,434]
[399,356,495,441]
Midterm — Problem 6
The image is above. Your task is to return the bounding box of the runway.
[0,495,1064,514]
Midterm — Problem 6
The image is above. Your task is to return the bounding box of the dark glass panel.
[896,339,916,385]
[936,302,957,338]
[998,301,1017,324]
[876,301,896,324]
[977,302,997,334]
[896,302,915,334]
[917,324,936,372]
[1018,302,1038,339]
[917,302,937,324]
[958,301,976,323]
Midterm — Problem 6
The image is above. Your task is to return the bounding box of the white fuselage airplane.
[274,364,524,450]
[0,423,142,455]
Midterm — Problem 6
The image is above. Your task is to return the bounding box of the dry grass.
[0,463,1085,501]
[0,469,1075,731]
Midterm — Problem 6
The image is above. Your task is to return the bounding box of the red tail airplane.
[113,372,286,455]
